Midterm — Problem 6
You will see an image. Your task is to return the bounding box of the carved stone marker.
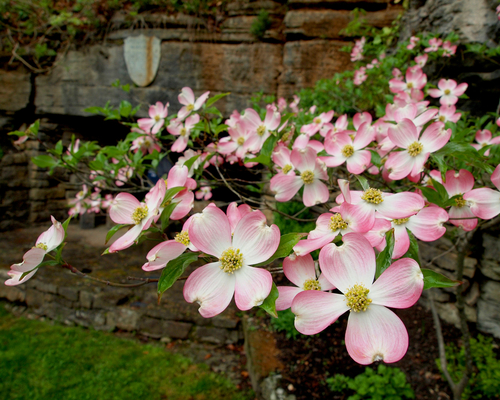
[124,35,161,87]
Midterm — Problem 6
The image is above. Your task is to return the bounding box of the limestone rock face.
[0,70,31,112]
[401,0,499,43]
[35,42,282,117]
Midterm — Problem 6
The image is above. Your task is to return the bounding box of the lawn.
[0,303,253,400]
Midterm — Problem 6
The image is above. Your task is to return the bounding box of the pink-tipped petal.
[283,254,317,287]
[318,274,336,290]
[109,193,141,224]
[142,240,187,271]
[388,119,419,149]
[178,87,195,106]
[109,224,143,253]
[370,258,423,308]
[420,122,450,153]
[183,262,235,318]
[276,286,303,311]
[406,207,448,241]
[345,305,409,364]
[189,206,232,257]
[233,211,280,265]
[377,192,424,219]
[319,233,376,293]
[234,266,273,310]
[392,224,410,259]
[194,91,210,110]
[10,248,46,273]
[464,188,500,220]
[270,174,303,202]
[491,164,500,191]
[346,150,371,174]
[303,180,329,207]
[448,205,478,231]
[292,291,348,335]
[443,169,475,197]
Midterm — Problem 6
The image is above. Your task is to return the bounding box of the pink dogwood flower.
[108,179,166,252]
[270,147,329,207]
[385,119,451,180]
[291,233,424,364]
[436,105,461,123]
[464,164,500,220]
[428,79,468,106]
[389,66,427,94]
[242,105,281,150]
[425,38,442,53]
[442,41,457,57]
[168,114,200,153]
[407,36,420,50]
[138,102,169,134]
[184,205,280,317]
[195,186,212,201]
[442,169,477,231]
[471,130,500,156]
[276,254,335,311]
[5,216,65,286]
[301,110,334,136]
[177,87,210,121]
[414,54,428,68]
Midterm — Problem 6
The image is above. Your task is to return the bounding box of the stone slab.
[0,70,31,112]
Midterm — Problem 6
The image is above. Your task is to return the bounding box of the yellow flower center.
[406,82,413,89]
[361,188,384,204]
[174,230,190,246]
[187,104,194,111]
[132,205,149,225]
[180,127,187,137]
[314,117,322,124]
[455,196,467,208]
[154,115,160,122]
[345,284,372,312]
[282,164,292,174]
[281,131,290,142]
[329,213,348,231]
[35,243,48,251]
[301,170,315,185]
[444,89,451,95]
[257,125,266,136]
[341,144,355,158]
[220,247,244,274]
[439,115,446,122]
[408,141,423,157]
[393,217,410,225]
[303,279,321,291]
[237,137,245,146]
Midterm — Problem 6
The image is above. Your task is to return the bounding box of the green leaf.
[402,230,421,265]
[105,224,127,245]
[164,186,185,202]
[28,120,40,135]
[205,92,230,108]
[259,283,279,318]
[183,155,201,171]
[245,133,279,166]
[375,229,395,279]
[119,100,132,117]
[215,124,228,135]
[355,175,370,191]
[418,186,445,207]
[253,233,307,267]
[204,107,222,116]
[157,252,199,300]
[32,155,57,169]
[369,149,382,167]
[160,202,178,231]
[431,178,449,203]
[422,269,460,290]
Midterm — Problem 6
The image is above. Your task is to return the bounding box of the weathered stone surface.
[35,42,282,117]
[107,307,142,331]
[278,39,351,98]
[419,241,476,278]
[243,317,284,398]
[212,314,239,329]
[0,70,32,112]
[227,0,283,15]
[58,286,80,302]
[284,8,402,39]
[73,309,107,327]
[288,0,390,5]
[29,186,66,201]
[480,260,500,281]
[140,316,192,339]
[79,290,94,308]
[477,298,500,338]
[480,280,500,303]
[93,290,129,309]
[193,326,229,344]
[400,0,498,44]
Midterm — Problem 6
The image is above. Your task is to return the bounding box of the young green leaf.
[355,175,370,191]
[205,92,230,108]
[375,229,395,279]
[32,155,57,169]
[160,202,178,231]
[422,269,460,290]
[259,283,279,318]
[164,186,185,202]
[105,224,127,245]
[157,252,199,301]
[183,154,201,171]
[402,230,421,265]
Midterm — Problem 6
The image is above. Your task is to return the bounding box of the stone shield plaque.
[124,35,161,87]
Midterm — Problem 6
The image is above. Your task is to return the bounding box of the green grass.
[0,304,253,400]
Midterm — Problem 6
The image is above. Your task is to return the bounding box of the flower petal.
[142,240,187,271]
[183,262,235,318]
[377,192,424,219]
[234,266,272,310]
[319,233,376,293]
[345,305,409,364]
[189,205,232,257]
[233,211,280,265]
[303,180,329,207]
[276,286,303,311]
[370,258,423,308]
[270,174,303,202]
[283,254,317,287]
[109,193,140,224]
[109,224,143,253]
[292,291,348,335]
[464,188,500,220]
